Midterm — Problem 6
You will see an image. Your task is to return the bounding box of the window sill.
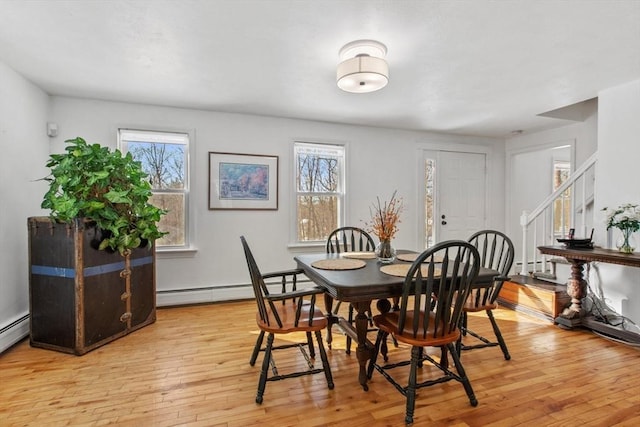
[287,242,325,253]
[156,247,198,259]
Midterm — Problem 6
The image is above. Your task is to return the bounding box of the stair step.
[532,271,557,280]
[498,274,571,322]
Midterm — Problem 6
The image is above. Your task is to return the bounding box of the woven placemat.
[380,263,441,278]
[396,253,444,263]
[341,251,376,260]
[311,258,366,270]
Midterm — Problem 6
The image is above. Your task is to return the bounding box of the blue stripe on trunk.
[31,256,153,278]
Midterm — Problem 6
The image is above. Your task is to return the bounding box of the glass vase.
[616,229,636,254]
[376,239,396,264]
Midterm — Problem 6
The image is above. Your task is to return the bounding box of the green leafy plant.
[602,203,640,233]
[41,137,167,254]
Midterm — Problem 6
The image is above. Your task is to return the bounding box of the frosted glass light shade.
[337,40,389,93]
[337,55,389,93]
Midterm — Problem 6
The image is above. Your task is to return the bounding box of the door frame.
[416,142,493,249]
[504,139,575,244]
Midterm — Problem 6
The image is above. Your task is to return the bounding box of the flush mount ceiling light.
[337,39,389,93]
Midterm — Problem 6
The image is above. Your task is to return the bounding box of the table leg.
[555,258,587,328]
[352,300,373,391]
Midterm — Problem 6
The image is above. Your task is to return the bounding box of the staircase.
[498,152,597,321]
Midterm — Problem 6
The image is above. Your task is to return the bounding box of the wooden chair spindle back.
[326,226,375,254]
[396,241,480,340]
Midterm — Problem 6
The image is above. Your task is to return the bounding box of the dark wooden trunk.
[28,217,156,355]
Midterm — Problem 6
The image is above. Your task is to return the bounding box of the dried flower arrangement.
[367,190,403,242]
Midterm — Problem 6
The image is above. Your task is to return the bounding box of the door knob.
[441,220,447,225]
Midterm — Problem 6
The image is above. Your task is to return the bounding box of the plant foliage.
[602,203,640,233]
[41,137,167,254]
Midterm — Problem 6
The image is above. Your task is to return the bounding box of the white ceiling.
[1,0,638,138]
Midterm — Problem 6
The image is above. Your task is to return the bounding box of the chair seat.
[257,303,328,334]
[374,311,460,348]
[462,300,499,312]
[462,289,499,312]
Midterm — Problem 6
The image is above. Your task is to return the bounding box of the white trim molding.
[0,314,29,354]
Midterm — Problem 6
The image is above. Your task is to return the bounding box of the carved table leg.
[555,258,587,328]
[352,300,373,391]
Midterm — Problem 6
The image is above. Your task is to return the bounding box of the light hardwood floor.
[1,300,639,427]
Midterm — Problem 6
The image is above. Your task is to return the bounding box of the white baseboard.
[156,285,254,307]
[156,280,315,307]
[0,314,30,353]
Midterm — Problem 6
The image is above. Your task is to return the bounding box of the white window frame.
[292,141,346,245]
[118,128,193,253]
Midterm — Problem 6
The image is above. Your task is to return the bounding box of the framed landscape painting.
[208,152,278,210]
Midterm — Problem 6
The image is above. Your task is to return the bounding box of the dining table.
[294,250,500,391]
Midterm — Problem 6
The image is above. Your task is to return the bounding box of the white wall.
[593,79,640,323]
[0,61,50,351]
[49,96,505,305]
[505,108,598,253]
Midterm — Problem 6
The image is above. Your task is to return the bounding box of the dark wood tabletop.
[295,251,501,302]
[295,252,405,302]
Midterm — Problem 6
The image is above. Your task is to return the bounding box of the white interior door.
[435,151,487,242]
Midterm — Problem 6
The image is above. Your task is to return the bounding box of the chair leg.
[392,296,400,311]
[389,298,400,348]
[405,346,421,425]
[381,331,389,362]
[325,293,336,349]
[315,330,335,389]
[367,329,387,379]
[447,342,478,407]
[461,311,468,336]
[440,345,449,370]
[256,333,274,404]
[250,330,265,366]
[390,333,399,348]
[487,310,511,360]
[416,346,424,368]
[306,331,316,358]
[345,304,354,354]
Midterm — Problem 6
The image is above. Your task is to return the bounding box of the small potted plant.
[28,137,167,355]
[602,203,640,254]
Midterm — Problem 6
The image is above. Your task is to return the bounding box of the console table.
[537,245,640,343]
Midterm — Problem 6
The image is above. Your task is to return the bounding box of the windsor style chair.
[458,230,515,360]
[241,236,334,403]
[368,240,481,425]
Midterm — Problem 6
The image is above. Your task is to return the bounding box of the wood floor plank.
[1,300,639,426]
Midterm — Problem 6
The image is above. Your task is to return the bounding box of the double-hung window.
[294,142,345,242]
[119,129,190,249]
